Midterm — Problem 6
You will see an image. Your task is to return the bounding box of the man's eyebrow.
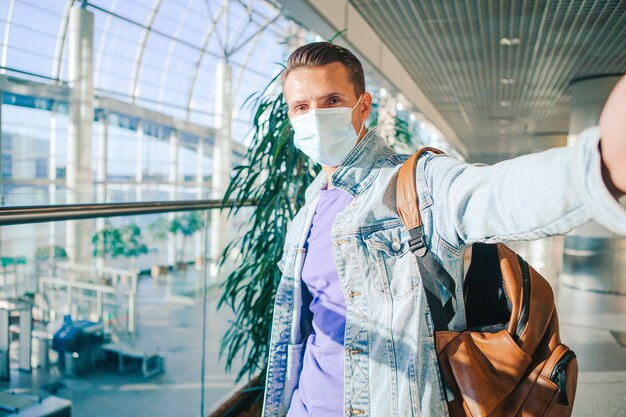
[288,92,347,107]
[319,92,346,100]
[288,98,307,106]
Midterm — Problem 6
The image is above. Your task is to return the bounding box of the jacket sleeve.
[422,126,626,249]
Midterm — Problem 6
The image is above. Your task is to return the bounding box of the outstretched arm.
[419,76,626,248]
[599,75,626,198]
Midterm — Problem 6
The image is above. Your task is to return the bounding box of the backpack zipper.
[549,350,576,405]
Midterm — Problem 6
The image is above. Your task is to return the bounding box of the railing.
[1,198,257,336]
[0,199,258,226]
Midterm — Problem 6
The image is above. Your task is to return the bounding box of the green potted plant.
[118,224,149,272]
[92,222,148,278]
[169,211,204,271]
[147,216,171,279]
[35,245,68,262]
[34,245,68,276]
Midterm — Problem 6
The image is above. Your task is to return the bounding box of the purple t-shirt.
[287,184,353,417]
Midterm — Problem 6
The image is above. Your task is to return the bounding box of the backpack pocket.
[524,344,578,416]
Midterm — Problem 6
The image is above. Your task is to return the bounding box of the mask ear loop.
[352,94,366,138]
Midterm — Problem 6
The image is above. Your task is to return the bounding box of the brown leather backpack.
[396,147,578,417]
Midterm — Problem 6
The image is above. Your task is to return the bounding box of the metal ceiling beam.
[186,1,228,118]
[227,13,280,56]
[0,73,246,159]
[0,74,69,101]
[0,0,16,74]
[232,27,265,104]
[274,0,467,155]
[51,0,74,80]
[128,0,164,103]
[93,0,119,87]
[156,0,195,108]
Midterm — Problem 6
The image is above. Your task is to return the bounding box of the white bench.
[102,342,164,378]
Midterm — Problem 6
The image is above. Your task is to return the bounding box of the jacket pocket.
[363,226,417,299]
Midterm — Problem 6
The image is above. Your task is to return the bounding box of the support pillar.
[96,111,108,203]
[48,107,58,259]
[0,91,3,204]
[1,92,4,256]
[135,121,144,201]
[195,138,205,265]
[95,111,108,274]
[65,6,95,267]
[210,60,233,277]
[561,75,626,294]
[167,130,179,266]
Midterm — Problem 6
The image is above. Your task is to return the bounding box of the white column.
[95,111,108,274]
[135,121,144,201]
[561,75,625,294]
[0,92,3,258]
[96,111,108,202]
[210,60,233,276]
[65,6,94,267]
[195,138,205,265]
[0,91,2,196]
[167,130,179,265]
[48,108,58,255]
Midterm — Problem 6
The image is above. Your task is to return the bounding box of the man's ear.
[361,92,373,120]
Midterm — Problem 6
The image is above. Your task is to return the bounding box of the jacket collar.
[304,128,396,203]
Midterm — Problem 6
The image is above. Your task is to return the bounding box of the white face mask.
[290,95,365,167]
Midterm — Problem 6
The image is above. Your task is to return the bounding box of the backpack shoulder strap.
[396,147,456,331]
[397,147,444,229]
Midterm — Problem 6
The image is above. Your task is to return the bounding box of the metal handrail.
[0,199,258,226]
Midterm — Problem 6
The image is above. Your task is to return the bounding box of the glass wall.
[0,1,462,415]
[0,209,247,416]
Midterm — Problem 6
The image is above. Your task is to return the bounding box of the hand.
[599,75,626,195]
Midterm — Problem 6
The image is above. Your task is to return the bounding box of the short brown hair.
[281,42,365,97]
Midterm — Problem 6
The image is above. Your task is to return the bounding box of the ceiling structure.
[0,0,294,145]
[278,0,626,162]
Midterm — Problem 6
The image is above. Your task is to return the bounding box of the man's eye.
[328,98,341,105]
[295,105,308,112]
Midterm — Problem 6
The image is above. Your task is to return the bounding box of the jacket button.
[348,291,361,299]
[348,348,363,355]
[391,240,401,251]
[349,408,365,415]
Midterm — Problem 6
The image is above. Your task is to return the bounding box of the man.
[261,42,626,417]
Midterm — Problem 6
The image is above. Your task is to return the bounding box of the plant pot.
[151,265,169,279]
[175,262,188,271]
[208,376,263,417]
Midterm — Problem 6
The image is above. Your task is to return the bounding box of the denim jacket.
[261,126,626,417]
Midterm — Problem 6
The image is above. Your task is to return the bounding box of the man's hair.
[281,42,365,97]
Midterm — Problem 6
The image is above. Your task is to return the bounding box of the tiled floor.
[1,238,625,416]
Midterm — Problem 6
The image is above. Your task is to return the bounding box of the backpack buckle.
[408,227,428,257]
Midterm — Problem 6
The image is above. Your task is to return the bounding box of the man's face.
[283,62,372,140]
